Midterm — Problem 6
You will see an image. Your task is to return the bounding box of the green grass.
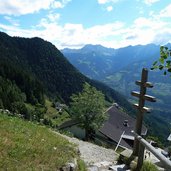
[44,99,70,127]
[77,159,87,171]
[0,113,77,170]
[44,99,58,118]
[140,161,159,171]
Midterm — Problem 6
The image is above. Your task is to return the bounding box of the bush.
[140,161,159,171]
[77,159,87,171]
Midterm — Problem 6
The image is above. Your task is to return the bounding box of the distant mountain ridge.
[62,44,171,110]
[62,44,160,79]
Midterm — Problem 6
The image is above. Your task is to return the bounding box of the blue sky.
[0,0,171,49]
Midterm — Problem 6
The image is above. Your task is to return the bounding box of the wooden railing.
[132,131,171,171]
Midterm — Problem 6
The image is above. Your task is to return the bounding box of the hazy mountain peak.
[81,44,106,50]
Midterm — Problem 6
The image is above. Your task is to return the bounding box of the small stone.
[87,166,99,171]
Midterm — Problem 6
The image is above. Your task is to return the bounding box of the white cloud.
[0,0,71,15]
[144,0,160,5]
[97,0,119,4]
[52,0,71,8]
[0,19,125,49]
[1,10,171,49]
[160,4,171,18]
[52,1,63,8]
[106,6,113,12]
[122,16,171,46]
[48,13,60,22]
[133,17,166,29]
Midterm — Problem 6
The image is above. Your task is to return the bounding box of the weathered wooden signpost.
[131,68,156,170]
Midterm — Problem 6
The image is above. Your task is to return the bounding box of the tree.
[70,83,107,141]
[151,46,171,76]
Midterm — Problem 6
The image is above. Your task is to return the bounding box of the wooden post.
[132,68,148,155]
[136,142,145,171]
[131,68,156,170]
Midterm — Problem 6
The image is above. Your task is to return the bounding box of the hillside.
[0,112,77,170]
[0,32,86,103]
[0,31,134,116]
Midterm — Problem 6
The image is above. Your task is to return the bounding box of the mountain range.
[62,44,171,110]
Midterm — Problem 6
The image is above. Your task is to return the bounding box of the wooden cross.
[131,68,156,157]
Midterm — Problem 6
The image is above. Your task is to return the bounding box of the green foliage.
[151,46,171,76]
[90,79,135,115]
[140,161,159,171]
[0,61,45,105]
[0,113,77,170]
[0,60,45,119]
[0,76,25,113]
[70,83,107,140]
[44,99,70,127]
[146,136,163,148]
[77,159,87,171]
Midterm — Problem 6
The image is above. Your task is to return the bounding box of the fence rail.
[132,131,171,171]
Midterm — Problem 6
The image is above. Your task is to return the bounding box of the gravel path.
[59,133,119,164]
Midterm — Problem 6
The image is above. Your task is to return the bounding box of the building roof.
[99,106,147,149]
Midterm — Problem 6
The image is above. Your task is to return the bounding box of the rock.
[67,162,76,171]
[60,166,70,171]
[87,166,99,171]
[92,161,113,169]
[109,164,130,171]
[60,160,77,171]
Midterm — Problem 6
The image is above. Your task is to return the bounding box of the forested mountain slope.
[0,32,134,114]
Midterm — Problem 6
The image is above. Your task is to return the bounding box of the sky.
[0,0,171,49]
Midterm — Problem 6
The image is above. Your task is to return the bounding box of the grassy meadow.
[0,113,77,170]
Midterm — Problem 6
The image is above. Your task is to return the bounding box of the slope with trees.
[0,31,134,124]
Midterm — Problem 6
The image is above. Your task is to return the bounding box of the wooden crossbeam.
[143,95,156,102]
[131,91,156,102]
[131,91,140,98]
[133,104,151,113]
[136,81,154,88]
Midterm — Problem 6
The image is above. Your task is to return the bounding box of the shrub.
[140,161,159,171]
[77,159,87,171]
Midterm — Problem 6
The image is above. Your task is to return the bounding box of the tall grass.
[0,113,77,170]
[140,161,159,171]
